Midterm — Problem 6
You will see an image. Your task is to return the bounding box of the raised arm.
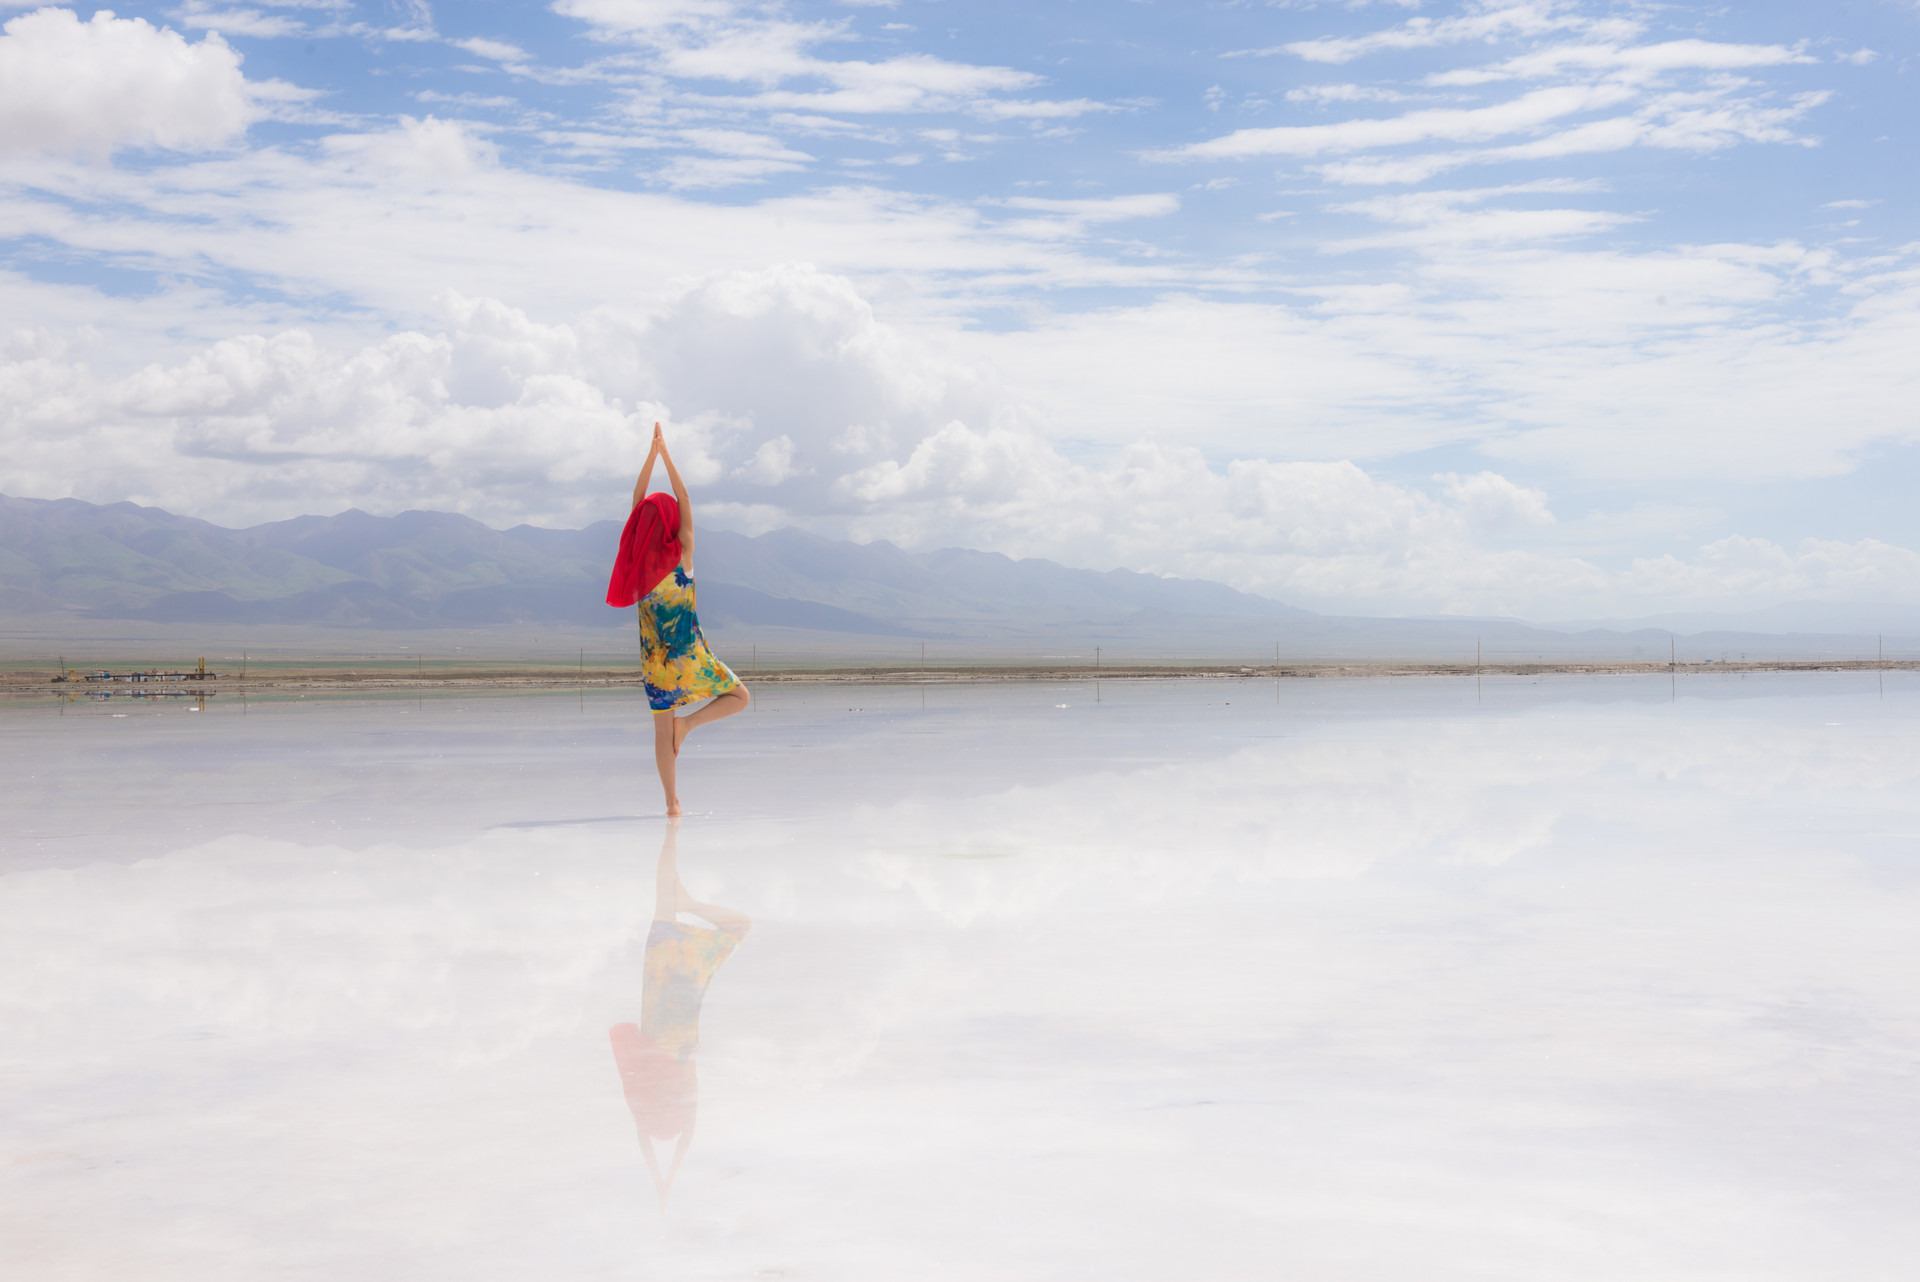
[630,430,660,511]
[654,424,694,562]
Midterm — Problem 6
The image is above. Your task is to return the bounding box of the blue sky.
[1,0,1917,620]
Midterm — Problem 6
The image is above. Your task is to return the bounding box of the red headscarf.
[609,1022,692,1140]
[606,492,682,608]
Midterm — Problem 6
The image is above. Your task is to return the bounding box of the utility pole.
[1095,646,1101,670]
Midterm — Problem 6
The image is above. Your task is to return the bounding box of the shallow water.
[6,674,1920,1280]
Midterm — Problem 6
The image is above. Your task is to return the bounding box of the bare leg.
[673,684,750,754]
[655,818,752,937]
[652,711,680,816]
[680,896,752,939]
[653,816,682,918]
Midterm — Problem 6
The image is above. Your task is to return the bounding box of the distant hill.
[8,495,1898,662]
[0,494,1312,638]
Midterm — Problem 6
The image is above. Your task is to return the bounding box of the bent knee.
[733,683,751,705]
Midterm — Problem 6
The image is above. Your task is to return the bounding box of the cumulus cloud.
[0,267,975,532]
[12,261,1919,619]
[0,266,1552,611]
[1440,471,1555,531]
[1623,536,1920,606]
[0,5,1913,622]
[0,7,257,157]
[322,114,501,174]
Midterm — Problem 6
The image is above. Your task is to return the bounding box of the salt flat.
[4,674,1919,1280]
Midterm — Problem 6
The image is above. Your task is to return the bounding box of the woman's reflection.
[609,817,750,1208]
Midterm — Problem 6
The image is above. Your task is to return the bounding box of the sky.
[0,0,1916,621]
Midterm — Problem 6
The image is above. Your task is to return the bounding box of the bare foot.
[673,715,691,756]
[665,796,682,817]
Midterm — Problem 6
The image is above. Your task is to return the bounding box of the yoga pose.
[608,818,751,1208]
[607,424,750,815]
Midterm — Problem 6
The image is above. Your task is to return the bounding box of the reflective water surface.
[6,675,1920,1279]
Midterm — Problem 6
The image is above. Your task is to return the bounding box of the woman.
[607,423,750,815]
[608,817,750,1209]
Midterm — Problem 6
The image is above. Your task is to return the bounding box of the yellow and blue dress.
[640,920,742,1060]
[638,563,740,712]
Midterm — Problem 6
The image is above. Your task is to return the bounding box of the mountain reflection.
[610,818,750,1209]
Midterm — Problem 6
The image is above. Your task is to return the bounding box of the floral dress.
[639,920,742,1059]
[638,564,740,711]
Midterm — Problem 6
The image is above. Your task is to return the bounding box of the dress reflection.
[609,818,750,1208]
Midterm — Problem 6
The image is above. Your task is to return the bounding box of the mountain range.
[0,493,1308,639]
[2,494,1902,662]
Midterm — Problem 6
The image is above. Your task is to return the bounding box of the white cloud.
[450,36,529,62]
[418,90,523,109]
[0,7,256,158]
[322,115,500,175]
[1273,2,1605,65]
[556,0,1099,122]
[1623,536,1920,606]
[734,433,802,484]
[1168,77,1828,186]
[654,155,802,187]
[0,123,1225,335]
[1440,470,1554,531]
[13,261,1920,618]
[997,193,1181,235]
[0,5,1911,621]
[969,97,1112,121]
[0,267,975,530]
[552,0,737,37]
[677,127,812,160]
[1154,84,1636,161]
[172,3,309,40]
[1310,86,1829,185]
[1286,83,1416,104]
[1428,38,1815,87]
[1171,19,1833,187]
[1327,182,1633,243]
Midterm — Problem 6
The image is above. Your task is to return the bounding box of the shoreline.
[4,658,1917,698]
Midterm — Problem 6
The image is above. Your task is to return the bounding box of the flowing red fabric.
[606,492,682,608]
[609,1022,691,1140]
